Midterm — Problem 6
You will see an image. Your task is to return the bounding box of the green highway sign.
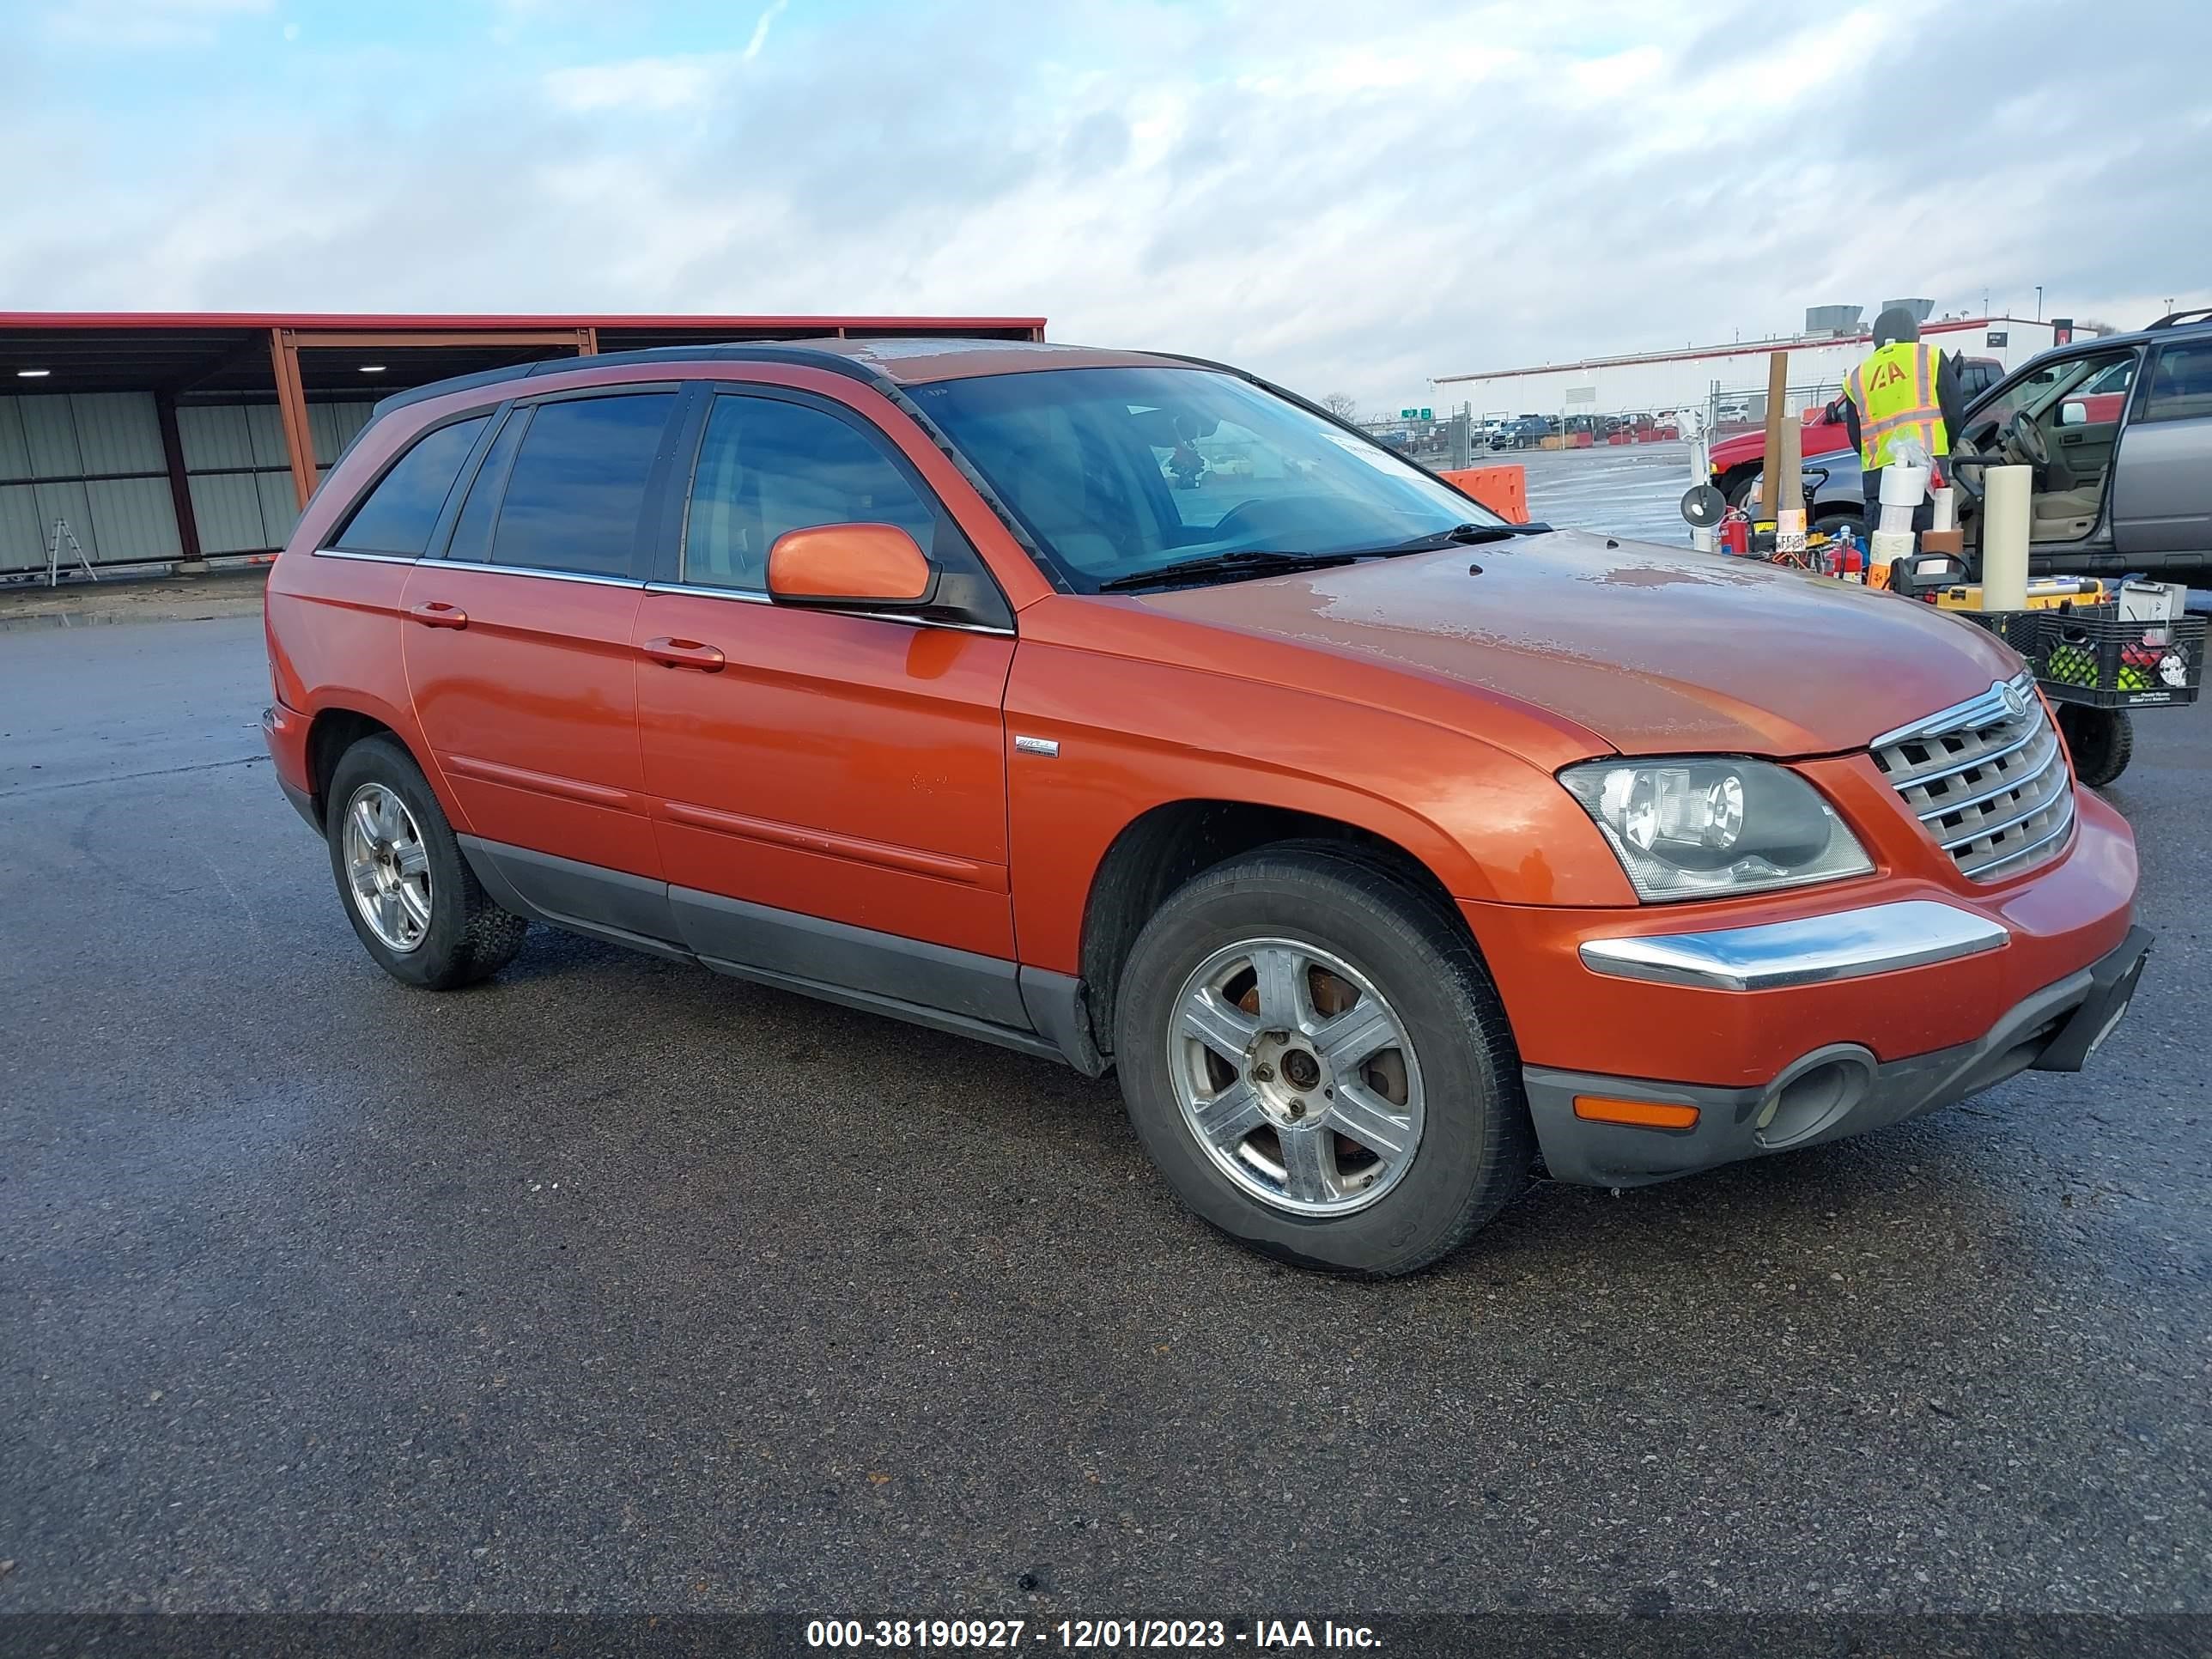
[1420,407,1432,421]
[1400,408,1416,418]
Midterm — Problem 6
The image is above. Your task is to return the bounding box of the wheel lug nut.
[1287,1098,1306,1120]
[1251,1063,1274,1082]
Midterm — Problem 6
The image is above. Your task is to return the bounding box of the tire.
[1723,472,1759,511]
[1114,847,1533,1276]
[325,734,528,989]
[1812,510,1865,541]
[2058,704,2133,789]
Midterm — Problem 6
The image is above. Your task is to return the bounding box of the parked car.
[1747,311,2212,579]
[264,338,2148,1276]
[1711,356,2006,507]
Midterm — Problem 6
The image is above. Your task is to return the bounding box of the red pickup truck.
[1709,356,2008,507]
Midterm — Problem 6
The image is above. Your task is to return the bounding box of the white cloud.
[40,0,270,47]
[543,54,734,113]
[5,0,2209,408]
[744,0,788,63]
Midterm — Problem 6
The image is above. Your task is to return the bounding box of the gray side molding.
[1019,968,1110,1077]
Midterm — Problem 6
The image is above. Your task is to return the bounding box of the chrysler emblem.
[2000,681,2029,720]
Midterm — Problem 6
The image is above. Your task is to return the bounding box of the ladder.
[46,518,96,587]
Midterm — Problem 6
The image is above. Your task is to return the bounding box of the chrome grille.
[1870,672,2075,882]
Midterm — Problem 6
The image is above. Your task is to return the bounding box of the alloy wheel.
[341,781,433,954]
[1169,937,1425,1217]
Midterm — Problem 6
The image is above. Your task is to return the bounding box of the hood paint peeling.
[1134,530,2020,758]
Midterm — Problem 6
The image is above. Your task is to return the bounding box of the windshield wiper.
[1382,520,1553,552]
[1096,550,1359,592]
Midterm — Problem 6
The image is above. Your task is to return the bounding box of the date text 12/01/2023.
[805,1619,1382,1649]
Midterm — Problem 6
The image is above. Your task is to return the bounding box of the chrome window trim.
[1870,672,2036,750]
[641,580,1014,636]
[1579,899,2009,993]
[434,557,645,590]
[313,548,416,566]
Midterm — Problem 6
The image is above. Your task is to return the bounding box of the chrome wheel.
[1169,937,1425,1217]
[340,781,433,954]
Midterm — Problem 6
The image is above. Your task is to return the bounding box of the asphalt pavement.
[3,508,2209,1625]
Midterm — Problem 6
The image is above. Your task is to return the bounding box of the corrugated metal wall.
[0,393,375,572]
[0,393,180,571]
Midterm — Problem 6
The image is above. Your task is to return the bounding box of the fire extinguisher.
[1719,506,1751,557]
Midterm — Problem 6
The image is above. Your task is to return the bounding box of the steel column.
[270,329,319,508]
[153,391,204,567]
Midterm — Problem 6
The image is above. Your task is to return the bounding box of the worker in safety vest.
[1843,306,1966,532]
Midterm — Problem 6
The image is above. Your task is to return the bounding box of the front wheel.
[1114,848,1533,1276]
[2058,704,2133,789]
[325,735,528,989]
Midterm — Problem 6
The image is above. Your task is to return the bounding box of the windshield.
[913,366,1505,591]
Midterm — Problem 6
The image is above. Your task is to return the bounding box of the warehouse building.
[0,311,1046,578]
[1431,305,2075,429]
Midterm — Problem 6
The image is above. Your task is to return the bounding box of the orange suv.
[264,339,2148,1274]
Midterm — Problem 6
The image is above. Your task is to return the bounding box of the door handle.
[642,636,726,672]
[408,601,468,629]
[2061,433,2085,445]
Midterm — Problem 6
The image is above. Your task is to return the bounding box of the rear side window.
[683,394,936,592]
[2142,343,2212,423]
[330,416,489,556]
[489,392,677,578]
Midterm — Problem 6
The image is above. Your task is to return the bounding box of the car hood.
[1127,530,2021,758]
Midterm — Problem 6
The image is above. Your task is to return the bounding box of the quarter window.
[489,392,677,578]
[2142,343,2212,423]
[331,415,489,557]
[683,395,936,592]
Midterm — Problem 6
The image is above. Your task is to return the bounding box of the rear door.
[402,385,681,885]
[2113,338,2212,559]
[631,384,1020,1004]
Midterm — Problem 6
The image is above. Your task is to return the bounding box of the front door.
[403,386,680,884]
[2113,339,2212,560]
[631,387,1018,991]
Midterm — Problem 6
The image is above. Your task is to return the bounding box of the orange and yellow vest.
[1845,341,1950,470]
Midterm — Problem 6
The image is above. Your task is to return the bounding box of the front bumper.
[1524,925,2150,1187]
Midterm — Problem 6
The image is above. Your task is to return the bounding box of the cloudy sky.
[5,0,2208,409]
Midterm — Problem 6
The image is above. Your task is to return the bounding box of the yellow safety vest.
[1845,342,1950,470]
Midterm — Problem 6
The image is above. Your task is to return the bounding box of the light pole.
[2035,285,2043,321]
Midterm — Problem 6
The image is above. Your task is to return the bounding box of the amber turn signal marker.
[1572,1095,1700,1131]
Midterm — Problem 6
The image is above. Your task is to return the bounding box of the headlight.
[1559,758,1873,902]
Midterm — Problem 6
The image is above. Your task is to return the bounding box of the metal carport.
[0,312,1048,576]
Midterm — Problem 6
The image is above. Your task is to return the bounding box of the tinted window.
[489,392,676,577]
[683,395,936,591]
[443,406,526,566]
[331,416,489,556]
[2142,343,2212,423]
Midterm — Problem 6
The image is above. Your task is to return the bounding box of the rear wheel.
[2058,704,2133,789]
[325,735,527,989]
[1114,848,1532,1276]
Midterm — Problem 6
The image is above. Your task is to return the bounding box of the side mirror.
[767,523,937,610]
[1824,398,1849,423]
[2057,401,2088,428]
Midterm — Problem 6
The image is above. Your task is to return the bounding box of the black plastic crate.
[2036,606,2204,708]
[1952,607,2049,657]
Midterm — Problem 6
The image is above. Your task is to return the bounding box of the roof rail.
[370,340,879,419]
[2147,307,2212,331]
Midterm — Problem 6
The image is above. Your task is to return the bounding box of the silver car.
[1757,309,2212,580]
